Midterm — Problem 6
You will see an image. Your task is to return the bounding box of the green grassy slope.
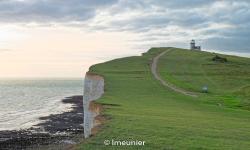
[78,47,250,150]
[158,48,250,110]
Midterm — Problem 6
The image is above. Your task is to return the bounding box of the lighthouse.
[190,39,201,50]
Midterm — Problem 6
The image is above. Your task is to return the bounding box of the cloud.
[146,0,216,9]
[0,0,249,53]
[98,0,250,52]
[0,0,118,23]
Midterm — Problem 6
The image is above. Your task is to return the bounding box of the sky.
[0,0,249,78]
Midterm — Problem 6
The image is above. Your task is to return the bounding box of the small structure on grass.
[202,85,208,93]
[190,39,201,50]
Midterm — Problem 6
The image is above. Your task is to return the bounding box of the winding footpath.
[151,48,198,97]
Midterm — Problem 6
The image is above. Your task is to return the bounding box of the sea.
[0,78,83,131]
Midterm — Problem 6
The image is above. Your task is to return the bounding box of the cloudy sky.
[0,0,249,77]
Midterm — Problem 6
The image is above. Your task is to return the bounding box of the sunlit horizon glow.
[0,0,249,78]
[0,25,142,78]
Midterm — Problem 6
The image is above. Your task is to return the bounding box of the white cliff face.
[83,72,104,138]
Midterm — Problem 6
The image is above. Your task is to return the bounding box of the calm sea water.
[0,78,83,130]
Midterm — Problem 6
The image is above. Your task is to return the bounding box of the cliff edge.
[83,72,104,138]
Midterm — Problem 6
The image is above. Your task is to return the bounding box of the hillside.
[158,48,250,110]
[78,47,250,150]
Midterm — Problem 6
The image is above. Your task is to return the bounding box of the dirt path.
[151,48,197,97]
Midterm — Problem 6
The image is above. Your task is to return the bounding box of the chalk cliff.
[83,72,104,138]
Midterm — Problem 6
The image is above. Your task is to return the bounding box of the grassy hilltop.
[78,47,250,150]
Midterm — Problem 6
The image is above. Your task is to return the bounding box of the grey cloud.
[204,37,250,52]
[147,0,216,9]
[104,0,250,52]
[0,0,117,23]
[201,25,250,52]
[0,0,249,53]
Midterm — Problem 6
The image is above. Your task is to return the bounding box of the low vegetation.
[212,55,228,63]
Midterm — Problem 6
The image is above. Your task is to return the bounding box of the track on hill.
[151,48,198,97]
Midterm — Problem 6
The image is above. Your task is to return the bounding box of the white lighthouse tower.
[190,39,196,49]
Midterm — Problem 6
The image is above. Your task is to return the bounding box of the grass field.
[158,48,250,110]
[77,47,250,149]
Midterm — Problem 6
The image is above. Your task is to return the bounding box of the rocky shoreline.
[0,95,84,150]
